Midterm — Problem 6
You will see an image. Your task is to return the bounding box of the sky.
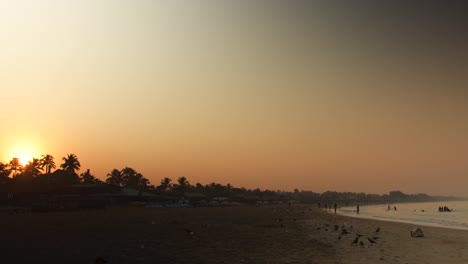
[1,1,468,196]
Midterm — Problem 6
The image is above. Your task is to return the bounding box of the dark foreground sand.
[1,205,467,263]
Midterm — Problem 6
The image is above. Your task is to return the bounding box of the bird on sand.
[95,257,107,264]
[341,228,351,235]
[184,228,195,235]
[351,235,360,245]
[375,227,380,233]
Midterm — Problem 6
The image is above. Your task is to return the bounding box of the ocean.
[338,200,468,231]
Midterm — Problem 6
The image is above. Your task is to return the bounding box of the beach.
[1,205,467,263]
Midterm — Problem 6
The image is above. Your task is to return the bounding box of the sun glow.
[12,149,35,166]
[6,141,41,166]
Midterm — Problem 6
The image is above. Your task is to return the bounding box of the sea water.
[338,200,468,230]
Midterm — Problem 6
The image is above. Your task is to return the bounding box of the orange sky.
[1,2,468,196]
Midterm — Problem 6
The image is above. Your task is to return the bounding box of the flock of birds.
[317,222,381,248]
[93,206,384,263]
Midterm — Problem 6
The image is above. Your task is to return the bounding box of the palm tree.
[158,177,172,192]
[0,162,10,183]
[39,154,56,174]
[137,176,150,190]
[9,157,23,178]
[121,167,138,188]
[60,154,81,175]
[22,158,42,178]
[106,169,123,186]
[80,169,97,184]
[119,167,151,190]
[60,154,81,185]
[177,176,190,193]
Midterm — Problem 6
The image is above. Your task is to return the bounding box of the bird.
[184,228,195,235]
[367,237,377,244]
[375,227,380,233]
[351,236,360,245]
[341,229,351,235]
[95,257,107,264]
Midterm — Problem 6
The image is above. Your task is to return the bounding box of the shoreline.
[337,212,468,231]
[316,208,468,264]
[336,200,468,231]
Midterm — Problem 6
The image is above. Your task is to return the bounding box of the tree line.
[0,154,461,203]
[0,154,150,189]
[0,154,279,199]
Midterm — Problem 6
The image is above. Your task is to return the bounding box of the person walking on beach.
[356,204,360,214]
[334,203,337,214]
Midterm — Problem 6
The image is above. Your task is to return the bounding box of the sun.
[11,149,35,166]
[3,136,42,166]
[18,154,33,166]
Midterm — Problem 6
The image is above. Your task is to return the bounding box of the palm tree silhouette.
[39,154,56,174]
[121,167,138,188]
[0,162,10,183]
[158,177,172,192]
[22,158,42,178]
[60,154,81,175]
[80,169,97,184]
[9,157,23,178]
[106,169,123,186]
[177,176,190,193]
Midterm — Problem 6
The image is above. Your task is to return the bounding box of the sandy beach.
[1,205,467,263]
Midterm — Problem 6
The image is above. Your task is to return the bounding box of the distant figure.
[394,206,397,211]
[318,202,321,208]
[357,204,360,214]
[324,204,328,210]
[388,205,391,211]
[334,203,337,214]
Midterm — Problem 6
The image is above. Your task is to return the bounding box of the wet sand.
[1,205,467,263]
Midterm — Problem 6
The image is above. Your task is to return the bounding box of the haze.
[1,1,467,196]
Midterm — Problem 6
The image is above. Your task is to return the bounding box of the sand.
[0,204,467,263]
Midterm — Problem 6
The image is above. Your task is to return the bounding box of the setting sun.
[17,154,33,166]
[11,149,35,166]
[2,135,42,166]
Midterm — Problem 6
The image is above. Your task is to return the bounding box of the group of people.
[439,206,452,212]
[318,202,338,214]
